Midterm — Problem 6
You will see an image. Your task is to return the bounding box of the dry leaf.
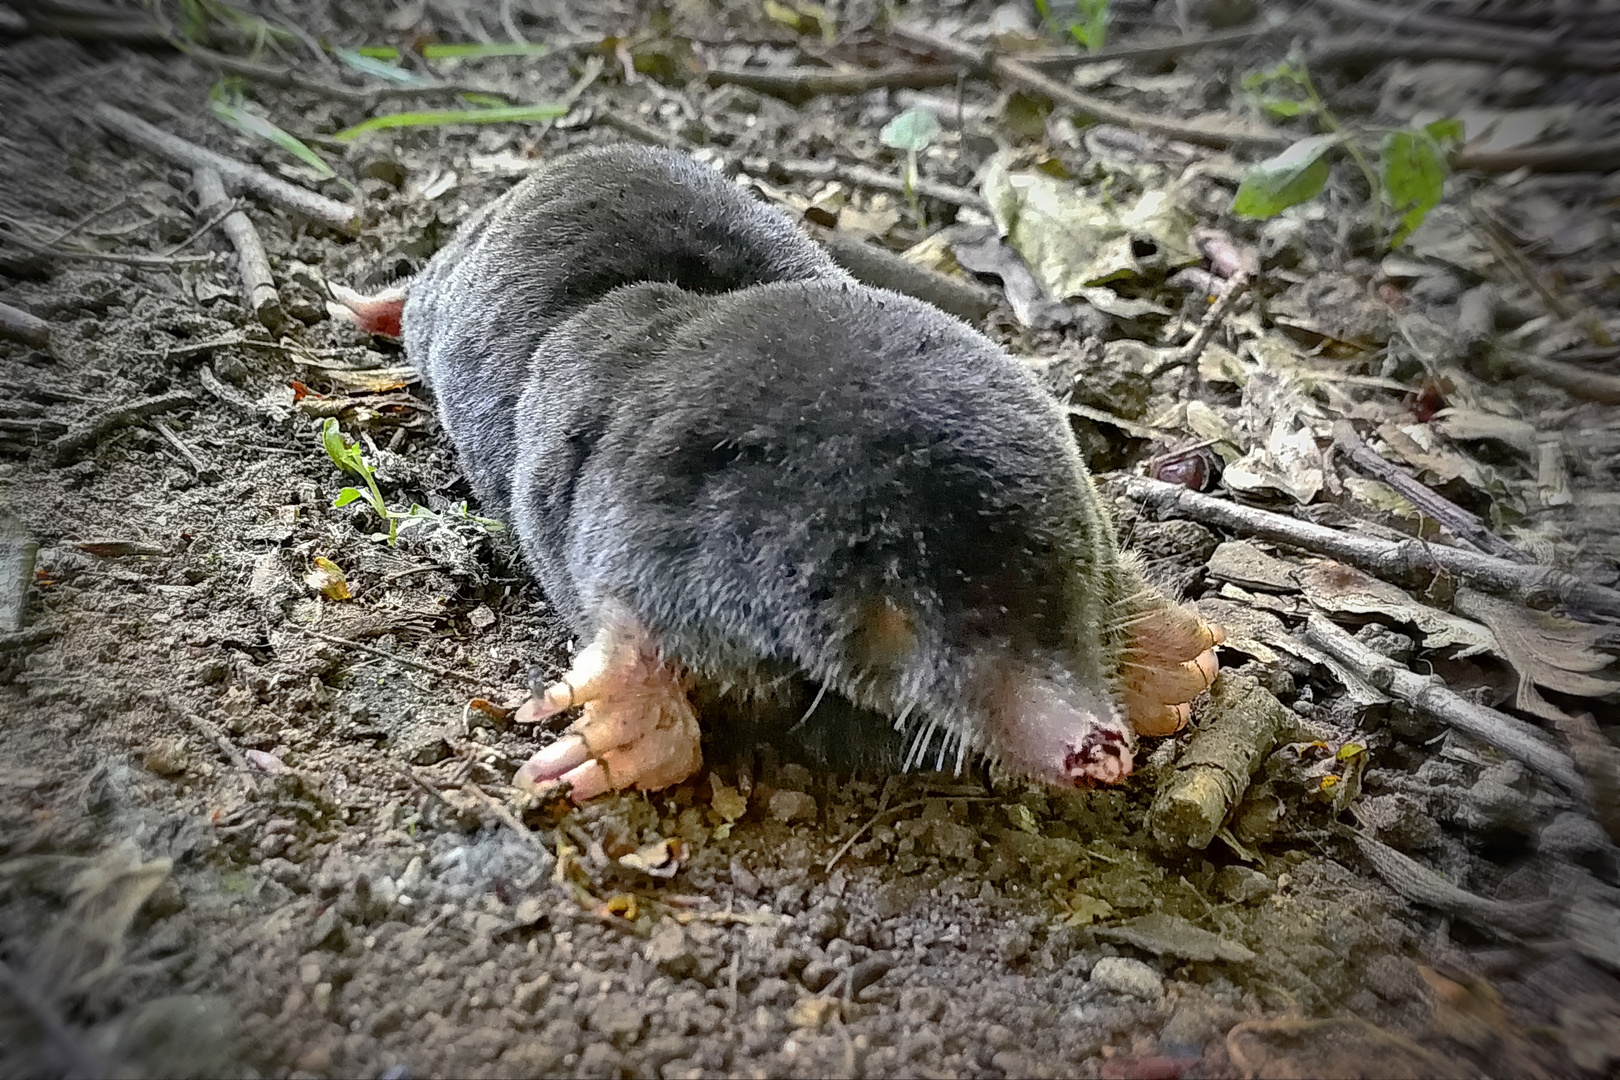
[1455,588,1620,720]
[304,556,351,601]
[1296,561,1495,654]
[618,838,689,879]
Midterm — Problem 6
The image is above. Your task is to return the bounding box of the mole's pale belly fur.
[335,144,1221,802]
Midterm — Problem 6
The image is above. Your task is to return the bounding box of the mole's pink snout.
[984,668,1135,789]
[1064,727,1132,786]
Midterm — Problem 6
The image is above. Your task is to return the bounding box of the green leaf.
[320,418,365,475]
[355,46,401,60]
[1232,134,1338,219]
[1382,129,1448,246]
[209,80,339,181]
[333,487,367,508]
[330,102,569,141]
[1424,117,1465,146]
[330,46,430,85]
[1259,99,1309,118]
[879,106,941,152]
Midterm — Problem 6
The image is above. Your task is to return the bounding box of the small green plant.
[1234,59,1463,248]
[1032,0,1110,52]
[320,419,503,544]
[209,79,351,192]
[879,106,942,228]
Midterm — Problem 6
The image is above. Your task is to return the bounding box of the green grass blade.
[420,42,552,60]
[209,80,339,181]
[331,46,431,85]
[331,102,569,141]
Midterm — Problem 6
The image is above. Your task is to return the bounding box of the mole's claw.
[1119,604,1224,737]
[512,615,703,802]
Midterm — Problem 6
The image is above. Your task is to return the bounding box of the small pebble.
[768,789,817,824]
[1090,956,1163,1000]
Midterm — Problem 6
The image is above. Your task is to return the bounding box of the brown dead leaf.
[304,556,351,601]
[1296,561,1494,653]
[1454,588,1620,719]
[618,837,689,879]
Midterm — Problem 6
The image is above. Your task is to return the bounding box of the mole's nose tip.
[1064,728,1133,786]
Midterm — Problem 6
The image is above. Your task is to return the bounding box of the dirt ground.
[2,1,1619,1078]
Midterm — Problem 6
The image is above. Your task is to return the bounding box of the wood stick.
[1344,828,1562,933]
[1506,353,1620,405]
[1150,673,1286,852]
[1330,420,1527,562]
[0,300,51,352]
[192,168,288,333]
[1304,614,1587,798]
[93,104,360,235]
[291,623,493,688]
[705,63,961,104]
[889,23,1293,153]
[47,391,194,465]
[151,418,214,477]
[1114,475,1620,619]
[1147,270,1251,380]
[1310,33,1620,75]
[764,156,986,211]
[809,226,998,322]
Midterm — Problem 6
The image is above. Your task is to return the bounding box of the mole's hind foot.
[513,618,702,802]
[1118,603,1224,737]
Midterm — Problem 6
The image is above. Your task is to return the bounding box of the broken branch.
[1150,672,1287,852]
[93,104,360,235]
[1304,614,1587,799]
[192,168,288,333]
[705,63,961,104]
[1114,475,1620,619]
[47,391,194,465]
[1331,420,1527,563]
[0,300,52,352]
[889,23,1293,153]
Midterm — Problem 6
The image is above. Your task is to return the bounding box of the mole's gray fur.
[403,144,1133,776]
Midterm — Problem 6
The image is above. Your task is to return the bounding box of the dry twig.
[291,623,492,688]
[705,63,961,103]
[192,168,287,334]
[0,300,51,352]
[94,104,360,235]
[890,23,1292,153]
[1115,475,1620,619]
[1147,271,1252,380]
[47,391,194,465]
[1304,614,1587,798]
[1330,421,1526,563]
[1342,826,1563,934]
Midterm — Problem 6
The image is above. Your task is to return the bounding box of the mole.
[330,143,1221,802]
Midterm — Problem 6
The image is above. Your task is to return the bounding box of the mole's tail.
[327,281,407,339]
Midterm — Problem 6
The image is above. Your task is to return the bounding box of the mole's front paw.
[1118,603,1223,737]
[512,618,702,802]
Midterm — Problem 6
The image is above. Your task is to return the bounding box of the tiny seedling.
[1032,0,1110,51]
[1234,59,1462,248]
[879,106,942,228]
[320,418,502,545]
[209,79,351,192]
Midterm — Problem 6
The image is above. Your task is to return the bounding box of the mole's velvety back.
[403,144,846,516]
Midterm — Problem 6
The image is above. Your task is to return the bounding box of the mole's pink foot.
[1119,604,1223,737]
[513,619,702,802]
[327,282,406,338]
